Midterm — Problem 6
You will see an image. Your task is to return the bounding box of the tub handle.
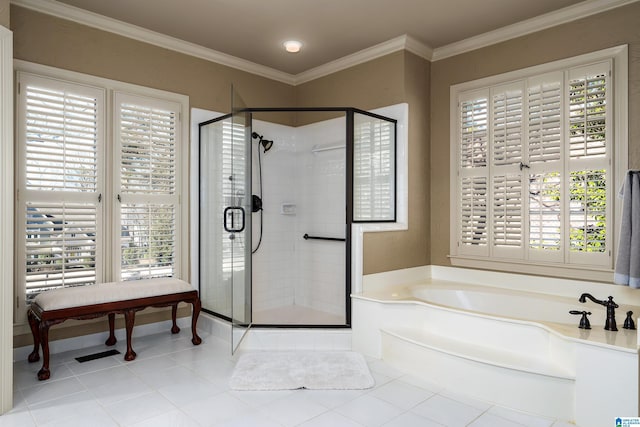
[569,310,591,330]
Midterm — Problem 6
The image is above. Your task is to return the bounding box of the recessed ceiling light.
[283,40,302,53]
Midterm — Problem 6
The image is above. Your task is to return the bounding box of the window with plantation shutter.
[353,112,396,222]
[491,83,524,258]
[15,67,188,321]
[458,93,489,256]
[115,93,181,281]
[17,73,104,303]
[451,47,626,276]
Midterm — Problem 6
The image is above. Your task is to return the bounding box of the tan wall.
[361,52,431,273]
[297,51,431,273]
[10,6,295,115]
[0,0,8,28]
[430,2,640,266]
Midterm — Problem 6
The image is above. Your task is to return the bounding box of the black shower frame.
[198,107,398,329]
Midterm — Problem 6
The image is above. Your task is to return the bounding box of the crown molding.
[11,0,637,84]
[11,0,298,85]
[294,35,432,85]
[11,0,432,86]
[431,0,640,61]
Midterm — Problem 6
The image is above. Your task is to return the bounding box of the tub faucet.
[579,293,618,331]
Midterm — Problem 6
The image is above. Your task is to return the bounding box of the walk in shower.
[198,102,396,348]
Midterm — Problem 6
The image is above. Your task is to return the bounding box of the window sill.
[448,255,614,283]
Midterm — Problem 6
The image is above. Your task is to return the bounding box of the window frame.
[14,61,189,324]
[449,45,628,282]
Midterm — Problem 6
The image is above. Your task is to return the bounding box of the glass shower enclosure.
[199,105,396,353]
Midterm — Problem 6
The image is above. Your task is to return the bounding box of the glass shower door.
[199,115,233,320]
[230,87,252,353]
[198,88,252,354]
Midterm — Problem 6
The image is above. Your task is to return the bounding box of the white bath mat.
[229,351,375,391]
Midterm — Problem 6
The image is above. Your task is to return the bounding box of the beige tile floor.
[3,330,577,426]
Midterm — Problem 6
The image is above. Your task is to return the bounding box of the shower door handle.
[223,207,245,233]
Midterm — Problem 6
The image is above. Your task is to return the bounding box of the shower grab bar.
[303,233,346,242]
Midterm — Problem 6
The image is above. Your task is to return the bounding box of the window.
[15,67,188,320]
[450,46,627,278]
[353,111,396,222]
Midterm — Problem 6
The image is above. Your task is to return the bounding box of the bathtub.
[351,266,640,427]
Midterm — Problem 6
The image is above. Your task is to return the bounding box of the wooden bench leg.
[124,310,137,361]
[27,310,41,363]
[105,313,117,346]
[171,304,180,334]
[191,298,202,345]
[37,322,51,381]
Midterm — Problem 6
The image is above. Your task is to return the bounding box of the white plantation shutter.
[115,92,181,281]
[492,175,522,249]
[490,83,524,258]
[458,92,489,255]
[16,73,104,301]
[528,73,562,164]
[492,84,523,167]
[353,112,396,222]
[567,62,610,264]
[25,202,98,294]
[528,172,562,260]
[460,176,488,251]
[460,95,488,169]
[453,55,614,269]
[526,73,564,262]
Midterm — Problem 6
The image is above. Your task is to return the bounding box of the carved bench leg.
[191,298,202,345]
[27,310,41,363]
[123,310,137,361]
[105,313,117,346]
[37,322,51,381]
[171,304,180,334]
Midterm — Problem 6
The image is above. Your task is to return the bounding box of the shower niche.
[198,105,396,345]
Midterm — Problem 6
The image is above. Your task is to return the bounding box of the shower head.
[251,132,273,153]
[260,139,273,152]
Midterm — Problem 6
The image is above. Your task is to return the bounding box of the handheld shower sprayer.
[251,130,274,254]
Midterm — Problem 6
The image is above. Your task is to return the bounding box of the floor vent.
[75,349,121,363]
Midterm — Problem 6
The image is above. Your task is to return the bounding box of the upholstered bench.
[27,278,202,380]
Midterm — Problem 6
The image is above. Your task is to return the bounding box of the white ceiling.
[46,0,592,74]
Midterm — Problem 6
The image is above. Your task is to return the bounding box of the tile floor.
[3,330,576,426]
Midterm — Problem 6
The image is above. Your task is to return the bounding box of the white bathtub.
[351,266,640,427]
[408,283,636,328]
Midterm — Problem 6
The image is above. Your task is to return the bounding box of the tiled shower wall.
[251,117,346,319]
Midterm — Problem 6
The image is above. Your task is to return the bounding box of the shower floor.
[252,304,345,325]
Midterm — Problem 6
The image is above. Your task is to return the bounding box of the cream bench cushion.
[33,278,193,311]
